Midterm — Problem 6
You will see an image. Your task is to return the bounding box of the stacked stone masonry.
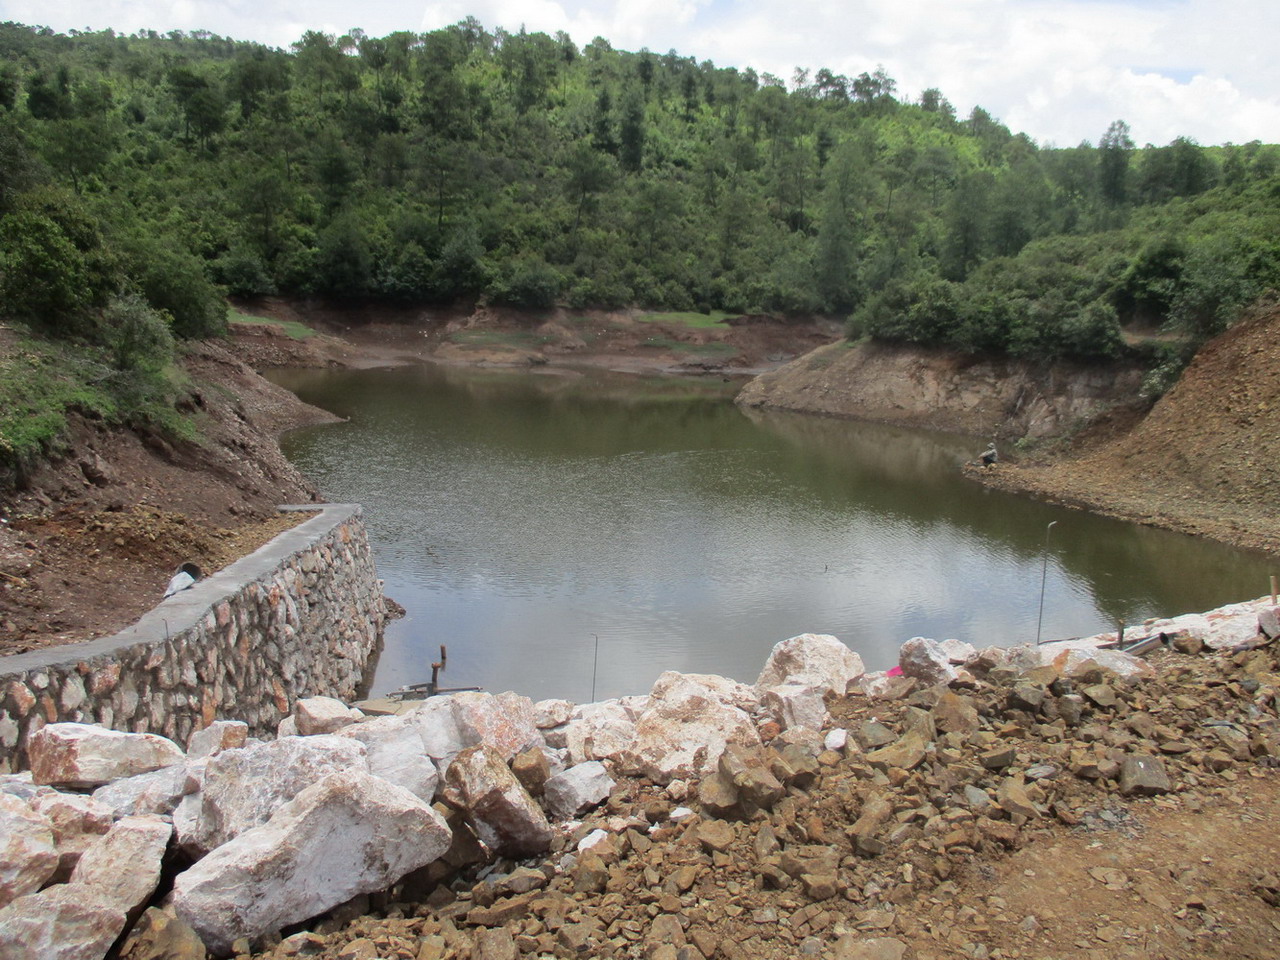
[0,505,386,772]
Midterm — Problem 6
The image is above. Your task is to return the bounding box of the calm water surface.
[272,364,1271,702]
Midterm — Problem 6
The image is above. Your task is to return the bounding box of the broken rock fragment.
[178,734,367,856]
[444,746,553,857]
[898,638,958,686]
[629,674,762,783]
[336,714,439,802]
[1118,755,1172,796]
[0,884,126,960]
[543,761,614,820]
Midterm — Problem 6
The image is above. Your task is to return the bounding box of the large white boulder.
[755,634,865,695]
[29,792,113,880]
[650,672,759,712]
[404,697,468,770]
[444,746,553,857]
[544,761,615,820]
[898,637,959,686]
[337,715,438,801]
[534,699,575,728]
[173,770,451,956]
[29,724,185,790]
[629,674,762,783]
[449,691,542,762]
[178,734,367,856]
[1008,641,1156,681]
[0,794,58,908]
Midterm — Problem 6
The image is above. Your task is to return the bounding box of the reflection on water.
[271,364,1271,702]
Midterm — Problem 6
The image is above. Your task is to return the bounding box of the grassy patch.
[674,341,738,357]
[228,308,316,340]
[639,336,680,350]
[448,329,557,348]
[640,336,738,358]
[0,332,193,487]
[638,310,734,329]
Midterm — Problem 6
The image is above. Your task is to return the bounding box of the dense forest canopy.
[0,18,1278,384]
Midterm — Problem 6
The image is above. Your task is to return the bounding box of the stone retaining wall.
[0,504,386,772]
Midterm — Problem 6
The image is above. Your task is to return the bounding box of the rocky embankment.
[2,599,1279,960]
[734,341,1144,441]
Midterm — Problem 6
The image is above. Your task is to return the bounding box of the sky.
[3,0,1277,148]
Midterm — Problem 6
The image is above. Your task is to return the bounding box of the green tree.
[1099,119,1133,206]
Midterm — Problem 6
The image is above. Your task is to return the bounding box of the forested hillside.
[1,18,1279,473]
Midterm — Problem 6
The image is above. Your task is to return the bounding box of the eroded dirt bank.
[733,309,1280,558]
[734,340,1146,441]
[975,304,1280,556]
[0,339,337,654]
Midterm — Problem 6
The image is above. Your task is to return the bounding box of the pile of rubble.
[2,600,1279,960]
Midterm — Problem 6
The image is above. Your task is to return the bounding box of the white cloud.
[3,0,1276,145]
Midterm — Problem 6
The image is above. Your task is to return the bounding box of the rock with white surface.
[173,770,450,956]
[0,794,58,908]
[543,762,615,820]
[336,715,438,801]
[186,721,248,760]
[178,735,367,856]
[898,638,959,686]
[29,724,185,790]
[92,763,191,819]
[629,674,762,783]
[756,634,865,695]
[71,815,171,922]
[0,884,126,960]
[760,683,829,731]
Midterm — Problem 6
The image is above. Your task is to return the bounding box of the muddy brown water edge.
[269,362,1273,702]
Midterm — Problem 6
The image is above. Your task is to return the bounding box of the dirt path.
[939,774,1280,959]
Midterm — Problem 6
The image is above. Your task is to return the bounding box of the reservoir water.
[272,363,1271,702]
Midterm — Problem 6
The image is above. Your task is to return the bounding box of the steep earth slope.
[0,340,338,654]
[981,302,1280,555]
[734,340,1145,440]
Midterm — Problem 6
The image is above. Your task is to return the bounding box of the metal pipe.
[1035,521,1058,645]
[590,634,600,703]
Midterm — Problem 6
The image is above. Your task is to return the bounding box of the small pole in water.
[590,634,600,703]
[1035,521,1058,645]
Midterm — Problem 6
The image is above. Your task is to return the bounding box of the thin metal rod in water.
[1035,521,1058,645]
[590,633,600,703]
